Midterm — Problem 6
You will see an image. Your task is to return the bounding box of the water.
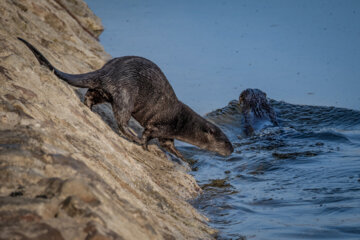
[183,100,360,239]
[83,1,360,239]
[86,0,360,115]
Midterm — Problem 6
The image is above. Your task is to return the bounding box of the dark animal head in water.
[239,88,278,135]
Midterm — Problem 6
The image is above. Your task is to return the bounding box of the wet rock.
[272,151,318,159]
[202,179,232,189]
[0,0,214,239]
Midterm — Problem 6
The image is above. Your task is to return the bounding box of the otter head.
[178,104,234,157]
[194,121,234,156]
[239,88,278,135]
[239,88,270,117]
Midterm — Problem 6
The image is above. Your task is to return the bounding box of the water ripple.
[185,100,360,239]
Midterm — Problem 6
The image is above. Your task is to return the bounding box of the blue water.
[184,100,360,239]
[84,1,360,239]
[86,0,360,115]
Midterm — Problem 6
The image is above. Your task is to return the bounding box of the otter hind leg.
[84,89,108,110]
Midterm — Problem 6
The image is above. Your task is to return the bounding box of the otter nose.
[228,143,234,154]
[226,142,234,156]
[220,142,234,156]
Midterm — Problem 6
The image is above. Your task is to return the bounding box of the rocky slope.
[0,0,215,239]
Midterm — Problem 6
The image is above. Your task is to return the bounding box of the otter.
[18,38,233,161]
[239,88,278,136]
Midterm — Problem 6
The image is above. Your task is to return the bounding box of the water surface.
[184,100,360,239]
[86,0,360,114]
[84,1,360,239]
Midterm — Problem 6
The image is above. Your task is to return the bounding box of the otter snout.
[209,137,233,157]
[218,140,234,156]
[204,124,234,157]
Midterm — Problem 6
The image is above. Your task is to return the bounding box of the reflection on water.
[182,100,360,239]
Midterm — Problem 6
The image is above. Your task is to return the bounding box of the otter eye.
[202,125,215,134]
[202,128,210,133]
[208,127,216,134]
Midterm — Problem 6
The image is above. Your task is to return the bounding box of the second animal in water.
[239,88,278,136]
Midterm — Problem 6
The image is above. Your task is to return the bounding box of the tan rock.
[57,0,104,38]
[0,0,215,239]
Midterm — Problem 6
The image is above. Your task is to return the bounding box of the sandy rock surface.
[0,0,215,239]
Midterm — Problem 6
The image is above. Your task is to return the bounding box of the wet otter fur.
[18,38,233,160]
[239,88,278,136]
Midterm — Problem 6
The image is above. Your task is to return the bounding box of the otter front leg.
[158,138,191,163]
[84,89,107,110]
[112,95,142,145]
[141,128,155,151]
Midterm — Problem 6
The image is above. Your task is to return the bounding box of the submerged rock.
[0,0,214,239]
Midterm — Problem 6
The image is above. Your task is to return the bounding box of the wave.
[205,99,360,143]
[188,99,360,240]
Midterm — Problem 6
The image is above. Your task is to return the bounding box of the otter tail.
[18,37,100,88]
